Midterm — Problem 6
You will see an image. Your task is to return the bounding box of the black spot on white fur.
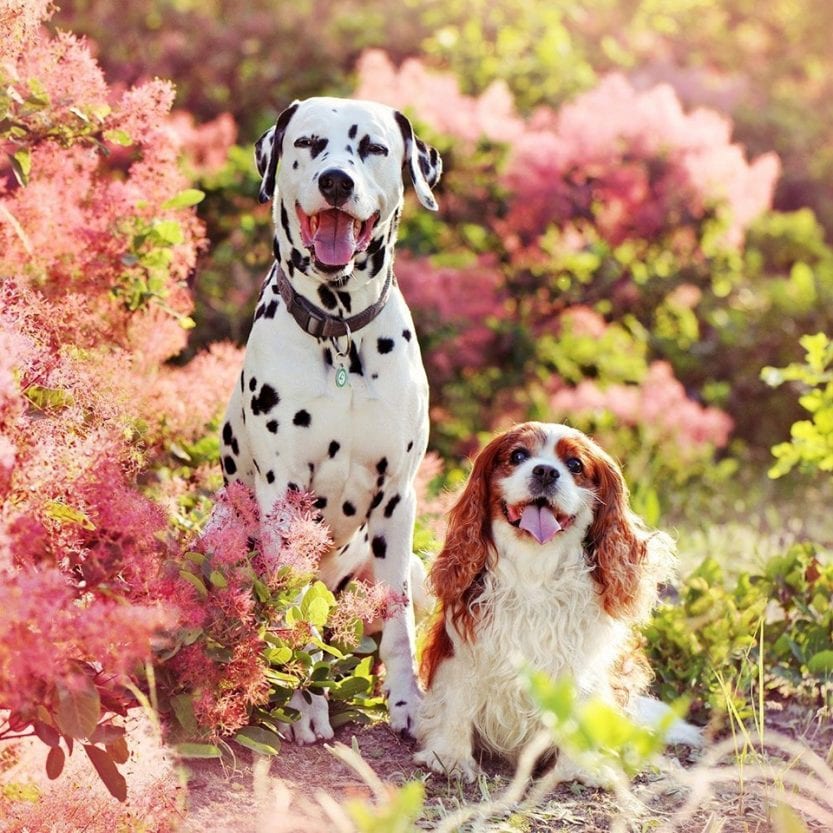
[372,535,387,559]
[318,285,338,310]
[293,409,311,427]
[328,440,340,458]
[377,338,394,354]
[251,384,279,416]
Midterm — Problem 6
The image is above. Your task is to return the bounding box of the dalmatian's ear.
[393,111,442,212]
[255,101,300,203]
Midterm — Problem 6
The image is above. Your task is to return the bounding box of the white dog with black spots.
[219,97,442,744]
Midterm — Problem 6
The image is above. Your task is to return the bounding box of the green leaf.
[152,219,184,245]
[233,726,282,756]
[332,677,371,700]
[84,745,127,801]
[807,650,833,674]
[170,693,198,735]
[176,743,223,759]
[10,148,31,186]
[103,129,132,147]
[55,677,101,740]
[208,569,228,588]
[43,501,96,531]
[162,189,205,210]
[179,570,208,598]
[45,746,65,780]
[306,597,330,629]
[265,645,293,665]
[24,384,74,411]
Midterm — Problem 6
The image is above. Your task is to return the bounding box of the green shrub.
[645,545,833,721]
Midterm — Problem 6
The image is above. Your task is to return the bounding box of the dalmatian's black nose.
[318,168,354,207]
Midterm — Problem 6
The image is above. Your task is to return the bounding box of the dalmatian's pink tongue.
[312,209,357,266]
[519,503,562,544]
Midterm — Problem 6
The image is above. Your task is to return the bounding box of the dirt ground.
[180,707,833,833]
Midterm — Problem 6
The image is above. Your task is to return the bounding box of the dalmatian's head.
[255,97,442,288]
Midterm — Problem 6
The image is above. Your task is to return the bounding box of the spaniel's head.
[430,422,673,640]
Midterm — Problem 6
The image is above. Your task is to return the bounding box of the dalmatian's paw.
[285,690,334,745]
[386,680,422,738]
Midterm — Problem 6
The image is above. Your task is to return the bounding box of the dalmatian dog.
[219,97,442,744]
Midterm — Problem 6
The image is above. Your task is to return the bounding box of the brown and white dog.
[414,421,699,781]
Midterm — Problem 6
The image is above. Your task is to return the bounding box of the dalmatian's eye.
[509,448,529,466]
[367,143,388,156]
[294,137,313,149]
[565,457,583,474]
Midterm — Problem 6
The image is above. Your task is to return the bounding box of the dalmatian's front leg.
[368,486,422,736]
[255,473,335,745]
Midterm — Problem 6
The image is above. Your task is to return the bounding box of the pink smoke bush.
[396,254,508,380]
[354,49,524,144]
[327,580,407,648]
[549,360,734,454]
[504,73,779,249]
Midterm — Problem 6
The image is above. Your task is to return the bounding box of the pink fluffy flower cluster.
[503,73,780,250]
[354,49,524,145]
[395,254,508,381]
[549,361,734,453]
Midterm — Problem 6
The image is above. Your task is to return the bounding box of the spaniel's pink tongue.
[519,504,562,544]
[312,209,356,266]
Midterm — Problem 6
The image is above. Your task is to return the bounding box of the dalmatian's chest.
[224,289,428,546]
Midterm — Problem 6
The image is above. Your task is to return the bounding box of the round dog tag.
[335,365,348,388]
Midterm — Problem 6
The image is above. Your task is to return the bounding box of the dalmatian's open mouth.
[296,204,380,268]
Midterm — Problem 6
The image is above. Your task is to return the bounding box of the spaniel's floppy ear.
[393,111,442,211]
[255,101,299,203]
[428,434,505,639]
[585,448,647,618]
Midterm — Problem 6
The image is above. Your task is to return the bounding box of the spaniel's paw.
[414,747,479,782]
[284,690,334,745]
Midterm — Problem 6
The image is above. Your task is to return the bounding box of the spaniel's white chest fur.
[419,550,628,765]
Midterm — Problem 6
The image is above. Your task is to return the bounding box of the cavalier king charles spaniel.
[414,422,699,782]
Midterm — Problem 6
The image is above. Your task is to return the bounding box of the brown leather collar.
[274,264,392,339]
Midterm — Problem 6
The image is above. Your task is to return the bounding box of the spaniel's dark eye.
[566,457,583,474]
[509,448,530,465]
[294,137,312,148]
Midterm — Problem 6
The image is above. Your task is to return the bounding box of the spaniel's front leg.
[414,652,479,781]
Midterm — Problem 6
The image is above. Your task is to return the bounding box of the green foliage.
[0,74,115,180]
[345,780,425,833]
[419,0,596,110]
[525,672,674,779]
[113,213,197,329]
[645,544,833,720]
[763,333,833,478]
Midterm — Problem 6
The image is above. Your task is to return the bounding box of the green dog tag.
[335,365,348,388]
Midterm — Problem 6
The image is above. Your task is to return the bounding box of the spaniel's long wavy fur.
[414,422,694,782]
